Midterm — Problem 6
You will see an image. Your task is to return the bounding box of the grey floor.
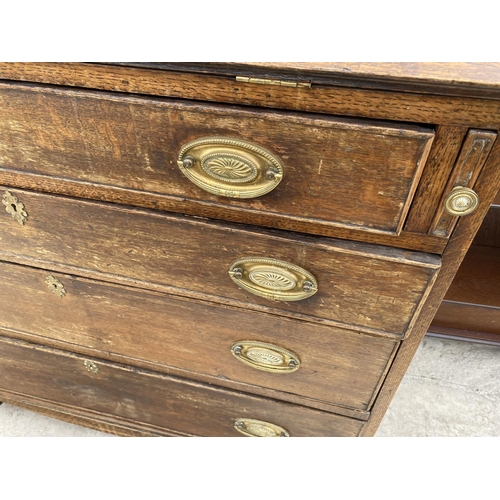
[0,336,498,437]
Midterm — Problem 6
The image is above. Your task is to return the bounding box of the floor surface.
[0,336,498,437]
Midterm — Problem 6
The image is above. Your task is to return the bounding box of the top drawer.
[0,83,433,238]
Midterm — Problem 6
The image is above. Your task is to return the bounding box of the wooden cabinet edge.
[360,135,500,436]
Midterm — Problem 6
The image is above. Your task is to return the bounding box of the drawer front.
[0,336,365,436]
[0,188,440,336]
[0,83,434,236]
[0,261,398,411]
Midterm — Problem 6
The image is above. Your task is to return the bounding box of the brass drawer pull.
[231,341,300,373]
[234,418,289,437]
[444,186,479,216]
[229,257,318,301]
[177,137,284,198]
[2,191,28,225]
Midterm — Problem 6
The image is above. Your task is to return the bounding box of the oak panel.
[0,261,398,411]
[0,167,448,254]
[0,82,434,236]
[473,205,500,247]
[430,130,497,237]
[0,336,364,436]
[2,63,500,128]
[0,188,440,337]
[431,302,500,336]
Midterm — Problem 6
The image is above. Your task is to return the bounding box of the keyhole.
[11,204,17,212]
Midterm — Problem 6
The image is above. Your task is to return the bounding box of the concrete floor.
[0,336,498,437]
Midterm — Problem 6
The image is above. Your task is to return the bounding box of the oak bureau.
[0,63,499,437]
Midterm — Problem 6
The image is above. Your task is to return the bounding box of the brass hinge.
[236,76,311,88]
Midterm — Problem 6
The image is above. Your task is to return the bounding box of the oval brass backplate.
[444,186,479,216]
[177,137,284,198]
[234,418,290,437]
[231,341,300,373]
[229,257,318,301]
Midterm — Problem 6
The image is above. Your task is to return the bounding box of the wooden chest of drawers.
[0,63,499,436]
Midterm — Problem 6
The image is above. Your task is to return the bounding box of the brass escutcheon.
[45,275,66,298]
[234,418,289,437]
[444,186,479,216]
[2,191,28,225]
[231,341,300,373]
[177,137,284,198]
[229,257,318,301]
[83,360,99,375]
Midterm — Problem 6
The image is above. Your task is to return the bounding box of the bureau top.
[110,62,500,98]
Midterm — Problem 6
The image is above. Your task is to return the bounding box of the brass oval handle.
[229,257,318,301]
[231,341,300,373]
[444,186,479,216]
[177,137,284,198]
[234,418,289,437]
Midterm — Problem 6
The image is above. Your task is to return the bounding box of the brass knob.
[177,137,284,199]
[234,419,289,437]
[231,341,301,373]
[444,186,479,216]
[229,257,318,302]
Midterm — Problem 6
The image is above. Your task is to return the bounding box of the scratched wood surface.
[404,126,468,233]
[0,398,161,436]
[0,187,440,337]
[2,64,500,129]
[1,63,499,437]
[430,130,497,236]
[118,62,500,98]
[0,261,398,412]
[0,82,434,237]
[0,336,364,437]
[362,133,500,435]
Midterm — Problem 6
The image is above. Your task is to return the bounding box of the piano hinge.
[236,76,311,88]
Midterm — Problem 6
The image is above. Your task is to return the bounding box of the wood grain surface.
[0,168,448,254]
[404,126,468,233]
[361,130,500,436]
[0,187,440,337]
[0,398,160,436]
[0,261,398,412]
[431,245,500,336]
[473,204,500,247]
[430,130,497,236]
[119,62,500,98]
[1,64,500,128]
[0,82,434,237]
[0,336,364,437]
[441,245,500,307]
[431,302,500,336]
